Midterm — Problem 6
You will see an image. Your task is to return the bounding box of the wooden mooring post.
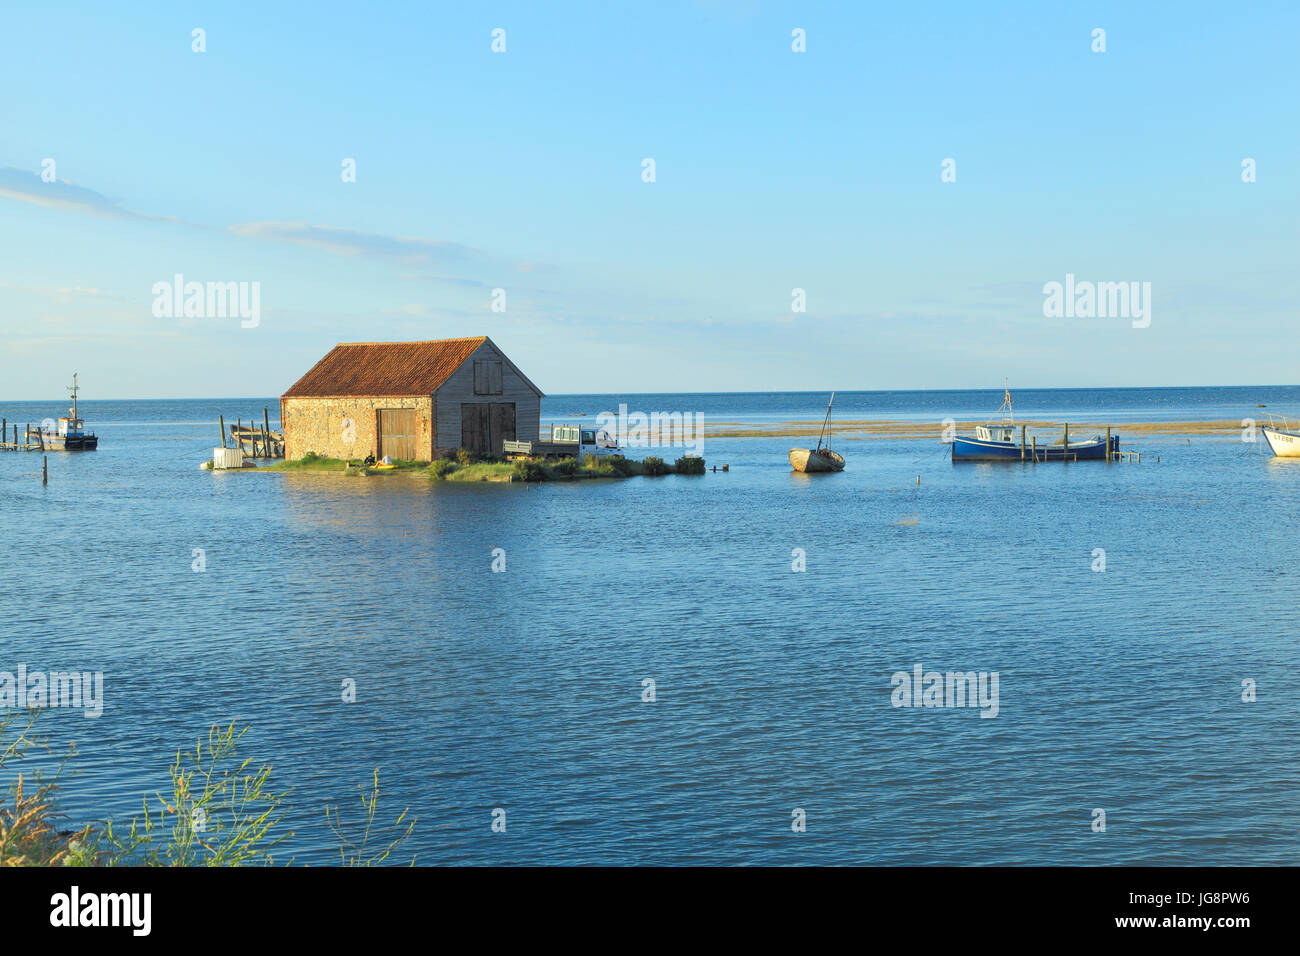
[42,455,47,484]
[1031,435,1037,462]
[1020,425,1026,461]
[219,414,226,449]
[1063,422,1070,459]
[1106,426,1112,463]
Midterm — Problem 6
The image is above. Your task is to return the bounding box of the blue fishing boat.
[951,386,1117,462]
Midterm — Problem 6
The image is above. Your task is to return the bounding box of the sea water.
[1,387,1297,864]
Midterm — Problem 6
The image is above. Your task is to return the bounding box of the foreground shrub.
[552,458,578,477]
[428,459,456,480]
[512,459,547,482]
[602,455,639,476]
[642,456,669,476]
[674,455,706,475]
[0,713,89,866]
[580,454,616,477]
[1,713,416,867]
[455,448,475,467]
[326,769,417,866]
[97,721,292,866]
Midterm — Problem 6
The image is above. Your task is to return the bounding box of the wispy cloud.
[227,221,479,264]
[0,282,125,303]
[397,273,489,288]
[0,167,171,221]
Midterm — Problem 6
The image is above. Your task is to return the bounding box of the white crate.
[213,447,244,470]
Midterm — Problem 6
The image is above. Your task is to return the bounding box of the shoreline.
[701,419,1261,440]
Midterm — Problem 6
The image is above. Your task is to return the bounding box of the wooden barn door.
[461,402,515,455]
[461,403,490,453]
[377,408,418,460]
[491,403,516,454]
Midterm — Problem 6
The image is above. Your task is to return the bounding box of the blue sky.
[1,0,1297,398]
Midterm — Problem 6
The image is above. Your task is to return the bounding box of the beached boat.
[789,393,845,472]
[1262,424,1300,458]
[951,386,1117,462]
[43,374,98,451]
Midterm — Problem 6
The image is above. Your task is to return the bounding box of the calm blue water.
[2,387,1298,865]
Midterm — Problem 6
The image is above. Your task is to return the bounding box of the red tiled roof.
[282,337,488,397]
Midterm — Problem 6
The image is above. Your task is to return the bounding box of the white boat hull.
[1263,426,1300,458]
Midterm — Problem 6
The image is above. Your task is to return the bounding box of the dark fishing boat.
[789,392,845,472]
[43,374,98,451]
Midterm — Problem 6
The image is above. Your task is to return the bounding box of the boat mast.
[998,378,1013,424]
[817,392,835,450]
[68,373,79,420]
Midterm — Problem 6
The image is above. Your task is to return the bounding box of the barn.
[279,336,543,462]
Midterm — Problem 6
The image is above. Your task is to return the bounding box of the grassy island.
[251,451,706,482]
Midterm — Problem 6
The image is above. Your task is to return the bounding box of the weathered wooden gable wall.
[434,340,540,453]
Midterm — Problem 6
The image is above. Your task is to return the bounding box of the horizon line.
[4,383,1300,403]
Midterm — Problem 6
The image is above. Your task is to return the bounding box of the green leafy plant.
[512,458,547,482]
[2,714,418,867]
[0,712,89,866]
[97,722,291,867]
[603,455,638,476]
[642,456,668,476]
[674,455,706,475]
[325,770,416,866]
[428,459,456,479]
[580,454,616,477]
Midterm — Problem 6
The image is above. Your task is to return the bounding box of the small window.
[581,430,595,444]
[474,360,504,395]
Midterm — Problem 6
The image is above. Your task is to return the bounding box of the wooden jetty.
[218,408,284,459]
[0,419,51,452]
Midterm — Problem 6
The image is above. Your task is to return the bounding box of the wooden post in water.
[1031,435,1037,462]
[1106,426,1111,463]
[42,455,47,484]
[219,415,226,449]
[1063,422,1069,459]
[1020,425,1026,461]
[263,408,271,459]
